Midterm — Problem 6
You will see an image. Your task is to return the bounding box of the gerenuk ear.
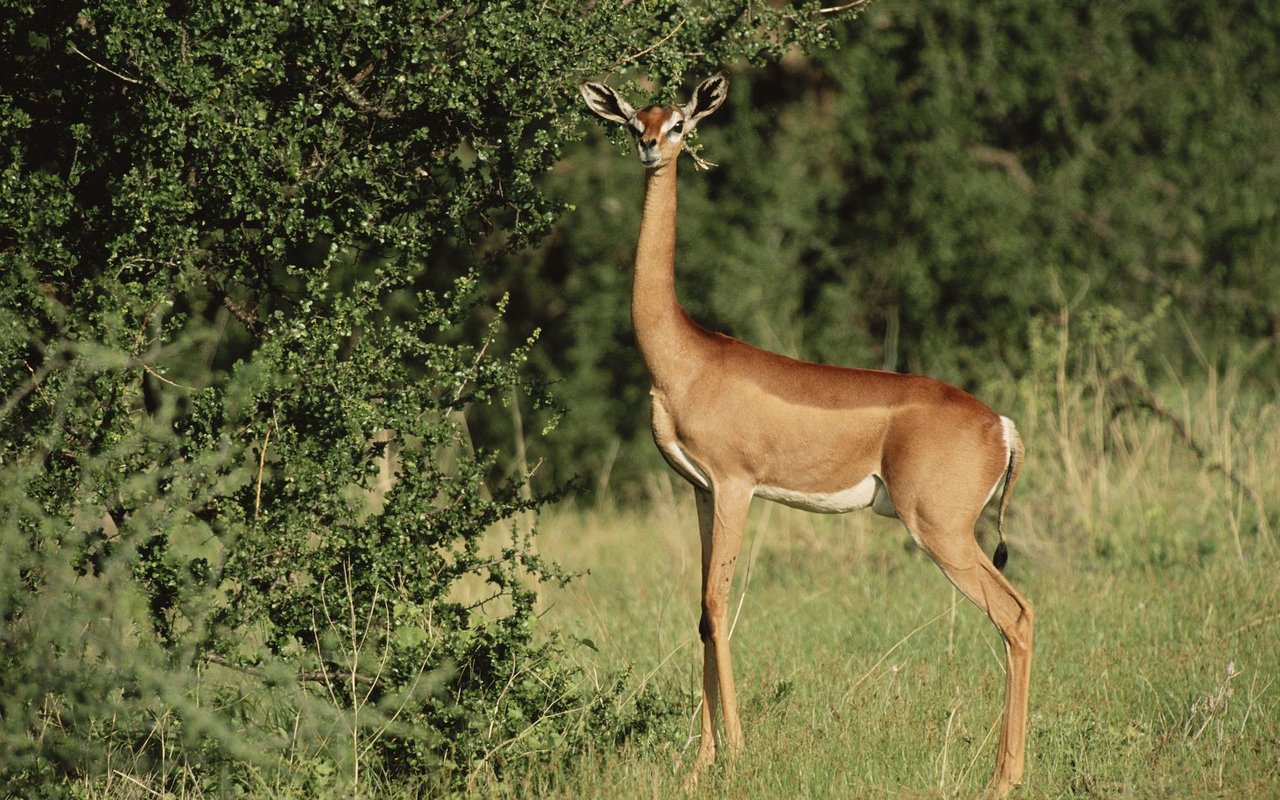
[684,73,729,127]
[579,81,636,125]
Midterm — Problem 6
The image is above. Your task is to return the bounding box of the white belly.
[755,474,898,517]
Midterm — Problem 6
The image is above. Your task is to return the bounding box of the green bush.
[0,1,850,794]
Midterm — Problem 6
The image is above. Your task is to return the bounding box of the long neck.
[633,159,704,389]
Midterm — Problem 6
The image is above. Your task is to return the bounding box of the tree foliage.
[0,0,849,794]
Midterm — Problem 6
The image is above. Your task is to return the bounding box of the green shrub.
[0,1,849,794]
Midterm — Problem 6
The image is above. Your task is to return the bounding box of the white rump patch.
[1000,415,1018,453]
[984,415,1019,505]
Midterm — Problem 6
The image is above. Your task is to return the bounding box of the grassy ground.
[515,494,1278,800]
[496,362,1280,800]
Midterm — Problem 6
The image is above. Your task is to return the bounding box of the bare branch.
[134,358,193,390]
[68,42,141,85]
[610,18,687,69]
[335,67,400,120]
[222,295,261,332]
[1109,373,1269,540]
[254,417,275,520]
[819,0,873,12]
[970,145,1036,195]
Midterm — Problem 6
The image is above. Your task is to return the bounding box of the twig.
[1109,374,1269,541]
[619,635,695,710]
[1217,610,1280,642]
[840,605,951,705]
[939,697,964,790]
[451,336,492,402]
[222,295,260,333]
[335,68,400,120]
[254,418,274,519]
[112,771,164,798]
[727,508,765,641]
[134,357,194,390]
[2,360,56,419]
[296,668,378,687]
[469,698,586,789]
[68,42,142,85]
[684,144,718,171]
[204,649,379,687]
[970,145,1036,195]
[610,18,687,69]
[957,713,1002,789]
[946,584,959,657]
[819,0,872,12]
[807,0,875,31]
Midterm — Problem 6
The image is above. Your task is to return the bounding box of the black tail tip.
[992,542,1009,571]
